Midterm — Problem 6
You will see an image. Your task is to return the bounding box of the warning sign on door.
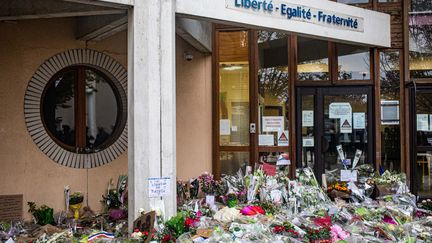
[340,116,352,133]
[277,130,289,146]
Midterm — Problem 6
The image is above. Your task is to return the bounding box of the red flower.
[163,235,171,241]
[314,216,332,227]
[133,229,140,233]
[273,225,284,233]
[185,217,194,228]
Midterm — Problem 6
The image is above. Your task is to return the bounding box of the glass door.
[410,88,432,198]
[216,31,251,176]
[297,87,374,183]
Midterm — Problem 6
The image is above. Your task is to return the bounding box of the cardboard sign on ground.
[133,211,156,242]
[0,194,23,221]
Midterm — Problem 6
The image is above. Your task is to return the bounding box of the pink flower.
[383,215,398,225]
[240,205,265,215]
[331,225,350,241]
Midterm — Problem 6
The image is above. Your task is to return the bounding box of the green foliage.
[102,189,122,211]
[27,202,55,226]
[164,212,186,239]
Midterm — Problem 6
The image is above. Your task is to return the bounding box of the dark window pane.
[85,69,118,151]
[409,11,432,78]
[416,93,432,146]
[337,44,370,80]
[43,70,76,148]
[298,37,329,81]
[380,52,400,100]
[411,0,432,12]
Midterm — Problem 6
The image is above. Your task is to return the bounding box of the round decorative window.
[24,49,127,168]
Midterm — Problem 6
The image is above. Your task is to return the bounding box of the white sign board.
[277,130,289,146]
[329,103,352,119]
[353,113,366,129]
[148,177,171,198]
[259,134,274,146]
[302,110,314,127]
[262,116,284,132]
[227,0,364,32]
[341,170,358,182]
[176,0,391,47]
[417,114,429,131]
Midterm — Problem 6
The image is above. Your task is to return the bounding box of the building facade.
[0,0,431,226]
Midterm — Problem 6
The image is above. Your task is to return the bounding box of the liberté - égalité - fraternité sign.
[227,0,364,32]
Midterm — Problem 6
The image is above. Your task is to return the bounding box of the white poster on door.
[262,116,284,132]
[259,134,274,146]
[417,114,429,131]
[302,137,314,147]
[302,110,314,127]
[340,116,353,133]
[353,112,366,129]
[220,119,230,135]
[329,103,352,119]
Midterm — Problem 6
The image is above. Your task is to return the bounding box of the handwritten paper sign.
[148,177,171,198]
[341,170,358,182]
[0,195,23,221]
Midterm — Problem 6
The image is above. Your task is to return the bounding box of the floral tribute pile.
[2,167,432,242]
[131,166,432,242]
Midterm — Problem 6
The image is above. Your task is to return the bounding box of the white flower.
[139,208,145,214]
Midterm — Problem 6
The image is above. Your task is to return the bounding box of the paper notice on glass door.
[220,119,231,135]
[302,110,314,127]
[353,113,366,129]
[417,114,429,131]
[262,116,284,132]
[329,103,352,118]
[340,116,353,133]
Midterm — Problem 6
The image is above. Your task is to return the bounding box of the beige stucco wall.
[0,18,128,219]
[0,18,213,219]
[175,36,213,180]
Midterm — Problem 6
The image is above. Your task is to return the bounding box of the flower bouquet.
[305,226,332,243]
[327,181,351,199]
[374,171,406,197]
[271,221,300,238]
[27,202,55,225]
[198,172,217,205]
[69,192,84,220]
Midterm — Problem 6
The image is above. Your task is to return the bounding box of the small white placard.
[262,116,284,132]
[417,114,429,131]
[302,137,314,147]
[231,125,238,132]
[259,134,274,146]
[220,119,230,135]
[277,130,289,146]
[205,195,215,206]
[329,103,352,119]
[302,110,314,127]
[353,112,366,129]
[341,170,358,182]
[148,177,171,198]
